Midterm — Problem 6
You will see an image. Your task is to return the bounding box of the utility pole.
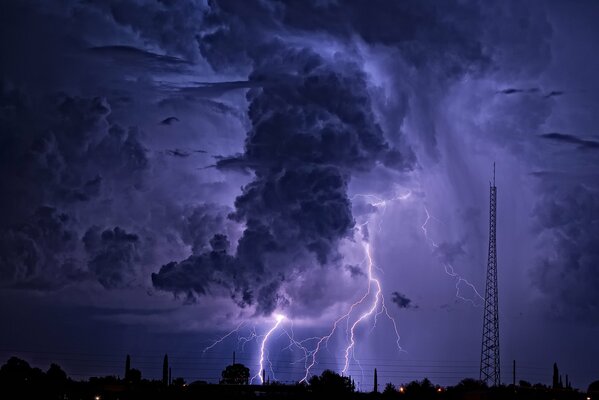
[125,354,131,381]
[162,354,169,386]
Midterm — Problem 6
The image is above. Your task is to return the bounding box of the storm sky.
[1,0,598,390]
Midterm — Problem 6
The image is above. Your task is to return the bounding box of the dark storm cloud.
[391,291,416,309]
[0,86,148,226]
[88,45,192,72]
[200,0,488,74]
[539,132,599,150]
[345,264,365,278]
[0,1,165,291]
[0,207,84,289]
[162,147,207,158]
[0,77,153,289]
[151,235,240,302]
[165,149,190,158]
[149,0,507,314]
[177,204,232,255]
[167,81,258,97]
[85,0,208,62]
[83,226,141,289]
[532,185,599,319]
[497,88,539,95]
[544,90,564,98]
[1,0,571,323]
[152,39,407,313]
[284,0,482,51]
[200,0,485,69]
[496,88,564,99]
[160,116,179,125]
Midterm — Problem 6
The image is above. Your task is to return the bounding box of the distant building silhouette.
[373,368,378,393]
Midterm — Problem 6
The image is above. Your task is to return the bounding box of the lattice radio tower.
[480,163,500,386]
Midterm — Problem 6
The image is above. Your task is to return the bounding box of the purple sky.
[1,0,598,391]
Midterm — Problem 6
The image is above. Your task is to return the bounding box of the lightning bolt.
[351,191,412,234]
[280,323,322,373]
[342,241,401,375]
[251,313,286,384]
[203,320,247,353]
[422,206,484,306]
[443,262,484,306]
[238,325,258,351]
[299,297,368,383]
[421,206,441,248]
[204,318,288,384]
[204,187,483,384]
[204,190,409,384]
[299,191,408,382]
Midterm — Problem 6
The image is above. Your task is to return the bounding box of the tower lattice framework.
[480,164,500,386]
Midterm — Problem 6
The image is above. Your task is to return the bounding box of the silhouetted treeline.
[0,356,593,400]
[0,356,183,400]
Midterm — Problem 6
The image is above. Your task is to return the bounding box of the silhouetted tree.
[403,378,437,399]
[441,378,486,400]
[45,363,69,399]
[453,378,487,391]
[172,377,186,387]
[220,363,249,385]
[588,380,599,396]
[128,368,142,383]
[0,357,33,384]
[0,356,48,395]
[444,378,487,399]
[30,367,45,382]
[46,363,67,382]
[519,380,532,387]
[309,369,354,394]
[383,382,399,397]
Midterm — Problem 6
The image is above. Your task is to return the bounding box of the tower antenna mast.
[480,163,500,386]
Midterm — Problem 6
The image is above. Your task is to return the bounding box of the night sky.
[1,0,598,391]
